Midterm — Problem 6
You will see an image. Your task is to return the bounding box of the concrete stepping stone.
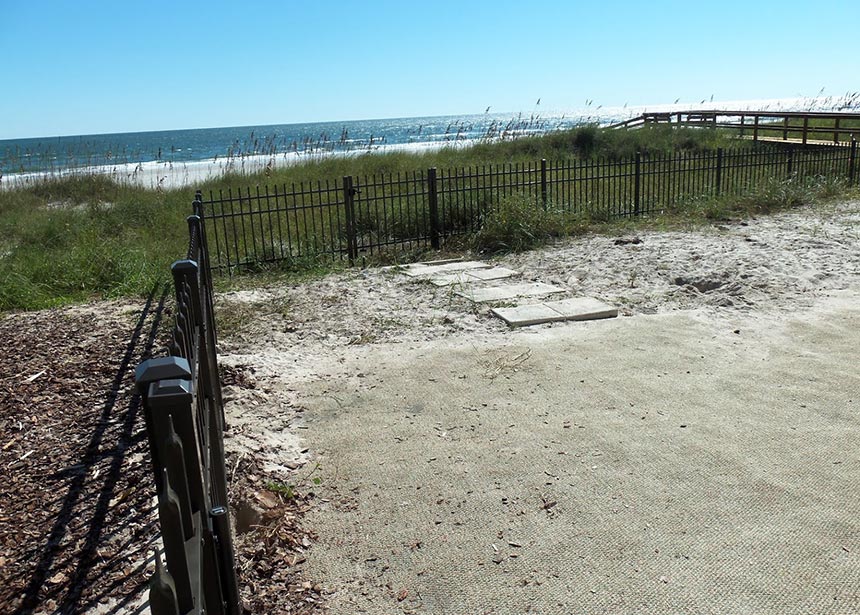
[429,267,517,286]
[401,260,491,277]
[456,282,565,303]
[492,297,618,327]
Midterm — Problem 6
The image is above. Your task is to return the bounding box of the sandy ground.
[216,200,860,614]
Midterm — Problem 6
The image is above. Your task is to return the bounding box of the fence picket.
[150,551,181,615]
[158,470,194,614]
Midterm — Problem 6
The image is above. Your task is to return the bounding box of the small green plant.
[262,463,322,501]
[264,480,295,500]
[471,193,565,254]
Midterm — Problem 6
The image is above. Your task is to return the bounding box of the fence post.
[427,168,440,250]
[850,139,857,184]
[715,148,723,196]
[540,159,548,209]
[135,356,193,492]
[753,115,759,141]
[342,176,358,265]
[802,117,809,145]
[633,152,641,216]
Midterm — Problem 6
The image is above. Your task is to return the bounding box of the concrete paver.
[401,261,491,277]
[455,282,565,303]
[429,267,517,287]
[492,296,617,326]
[490,303,565,326]
[463,267,518,281]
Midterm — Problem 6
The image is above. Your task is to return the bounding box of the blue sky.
[1,0,858,139]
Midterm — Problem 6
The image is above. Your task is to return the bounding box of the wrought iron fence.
[134,202,240,615]
[200,141,857,273]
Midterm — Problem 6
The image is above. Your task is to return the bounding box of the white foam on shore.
[0,140,477,190]
[1,96,849,191]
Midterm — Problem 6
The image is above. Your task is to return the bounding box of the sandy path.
[296,296,860,614]
[216,200,860,614]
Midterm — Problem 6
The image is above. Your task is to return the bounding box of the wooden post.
[739,115,745,138]
[427,168,440,250]
[753,115,759,141]
[802,117,809,145]
[342,176,358,264]
[540,159,547,209]
[783,117,789,141]
[834,117,840,144]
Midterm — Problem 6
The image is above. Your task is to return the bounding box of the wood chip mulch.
[0,293,169,614]
[0,293,325,614]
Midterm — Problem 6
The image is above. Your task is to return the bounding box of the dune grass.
[201,124,742,192]
[0,124,851,312]
[0,176,190,310]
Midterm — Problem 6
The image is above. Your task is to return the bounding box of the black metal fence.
[200,141,857,272]
[135,205,240,614]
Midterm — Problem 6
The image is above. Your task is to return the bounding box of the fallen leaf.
[397,588,409,601]
[256,490,280,509]
[48,572,68,584]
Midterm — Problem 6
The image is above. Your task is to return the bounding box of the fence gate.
[135,194,240,615]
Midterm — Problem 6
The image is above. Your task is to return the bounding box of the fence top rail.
[608,109,860,129]
[668,109,860,119]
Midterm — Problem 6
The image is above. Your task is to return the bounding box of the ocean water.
[0,96,842,179]
[0,112,583,175]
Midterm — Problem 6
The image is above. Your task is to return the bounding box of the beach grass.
[0,124,853,312]
[0,177,189,310]
[201,124,741,190]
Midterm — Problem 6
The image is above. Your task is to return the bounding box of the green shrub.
[471,193,564,254]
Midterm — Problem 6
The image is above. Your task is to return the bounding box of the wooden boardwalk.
[611,109,860,145]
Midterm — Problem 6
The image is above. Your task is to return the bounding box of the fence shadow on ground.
[13,286,168,615]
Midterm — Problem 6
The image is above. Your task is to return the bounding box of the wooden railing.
[609,109,860,145]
